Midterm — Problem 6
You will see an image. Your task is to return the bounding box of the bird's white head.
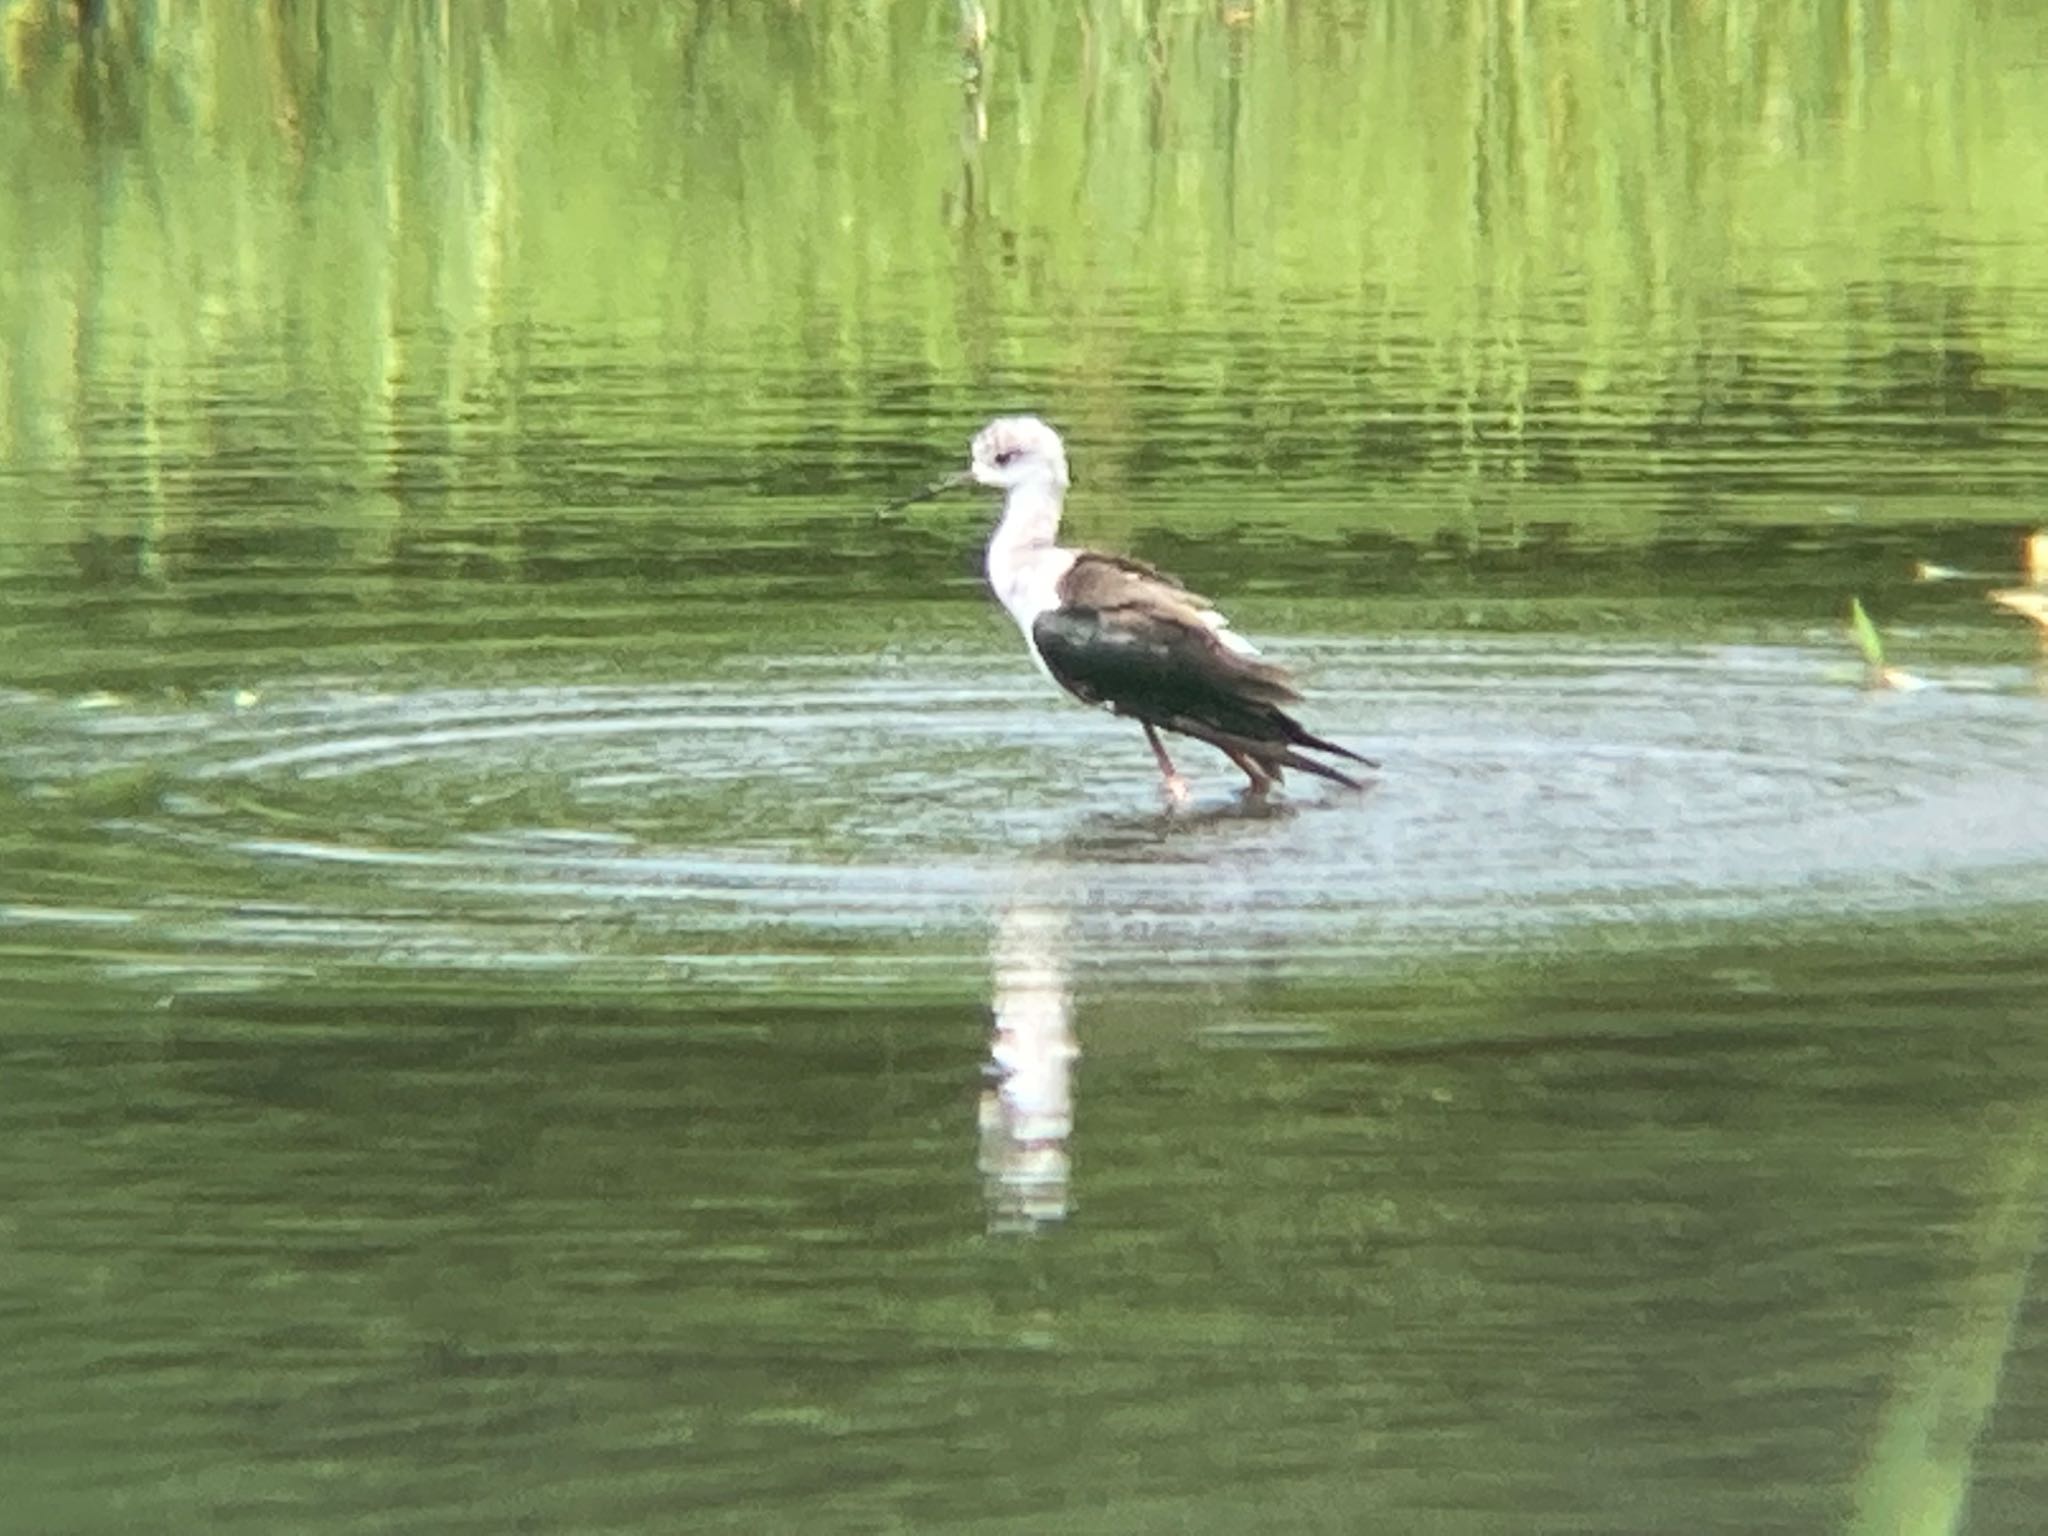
[969,416,1070,493]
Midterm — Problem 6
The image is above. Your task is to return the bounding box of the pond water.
[5,5,2048,1532]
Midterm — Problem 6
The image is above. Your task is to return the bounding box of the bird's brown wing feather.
[1056,552,1219,626]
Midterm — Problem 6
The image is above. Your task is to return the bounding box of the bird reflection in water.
[979,893,1078,1234]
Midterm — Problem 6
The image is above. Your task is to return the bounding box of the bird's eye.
[992,448,1020,466]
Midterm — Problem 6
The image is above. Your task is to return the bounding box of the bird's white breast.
[986,543,1077,687]
[988,544,1077,633]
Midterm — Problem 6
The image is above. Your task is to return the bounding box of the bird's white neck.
[988,479,1064,558]
[984,480,1074,634]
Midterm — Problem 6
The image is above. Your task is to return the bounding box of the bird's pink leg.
[1142,723,1192,806]
[1222,746,1276,798]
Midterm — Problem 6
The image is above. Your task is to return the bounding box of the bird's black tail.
[1174,710,1378,790]
[1275,746,1370,791]
[1278,713,1379,771]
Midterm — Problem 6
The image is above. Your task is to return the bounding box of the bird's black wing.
[1033,602,1376,783]
[1031,603,1298,740]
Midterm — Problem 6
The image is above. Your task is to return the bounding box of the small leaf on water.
[2025,530,2048,586]
[1847,596,1886,669]
[1913,560,1966,582]
[1990,587,2048,631]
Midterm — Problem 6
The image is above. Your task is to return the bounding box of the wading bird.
[894,415,1375,804]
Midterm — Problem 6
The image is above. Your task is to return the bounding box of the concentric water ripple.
[6,637,2047,993]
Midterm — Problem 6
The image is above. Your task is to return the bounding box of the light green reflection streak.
[2,1,2045,481]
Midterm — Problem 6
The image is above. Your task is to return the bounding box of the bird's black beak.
[879,467,975,516]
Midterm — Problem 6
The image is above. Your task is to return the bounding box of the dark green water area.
[5,4,2048,1531]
